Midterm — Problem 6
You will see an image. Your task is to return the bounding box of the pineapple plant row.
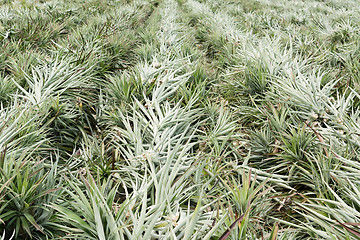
[1,0,360,239]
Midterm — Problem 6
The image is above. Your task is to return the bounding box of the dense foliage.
[1,0,360,239]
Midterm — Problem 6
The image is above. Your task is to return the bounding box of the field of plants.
[1,0,360,239]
